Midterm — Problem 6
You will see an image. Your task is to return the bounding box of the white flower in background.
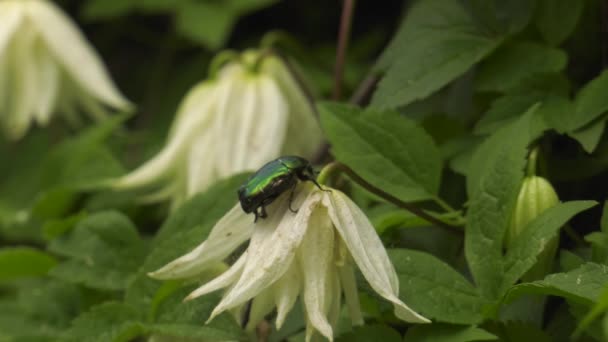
[112,50,323,208]
[0,0,131,140]
[149,184,430,341]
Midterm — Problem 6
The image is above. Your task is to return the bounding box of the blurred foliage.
[3,0,608,341]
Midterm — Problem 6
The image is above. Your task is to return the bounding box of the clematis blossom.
[0,0,131,140]
[149,184,429,341]
[112,50,323,208]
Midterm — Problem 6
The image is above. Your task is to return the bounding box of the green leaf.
[501,201,597,292]
[535,0,584,46]
[466,113,535,299]
[404,323,496,342]
[475,93,541,135]
[574,285,608,338]
[0,247,57,281]
[505,262,608,305]
[538,96,576,133]
[572,70,608,131]
[175,0,279,49]
[389,249,488,324]
[319,102,442,202]
[0,280,82,340]
[467,0,536,34]
[82,0,139,19]
[372,0,502,109]
[568,118,607,153]
[65,302,145,342]
[48,211,147,290]
[485,321,552,342]
[126,174,248,311]
[336,324,401,342]
[475,42,567,93]
[42,211,87,240]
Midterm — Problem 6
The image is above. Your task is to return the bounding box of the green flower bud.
[506,175,560,281]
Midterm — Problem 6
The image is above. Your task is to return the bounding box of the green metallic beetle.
[238,156,324,222]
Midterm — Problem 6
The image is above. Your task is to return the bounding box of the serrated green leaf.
[403,323,497,342]
[536,0,584,46]
[505,262,608,305]
[466,113,536,299]
[319,102,442,203]
[0,247,57,281]
[501,201,597,293]
[485,321,552,342]
[574,285,608,338]
[389,249,488,324]
[48,211,147,290]
[476,42,567,93]
[572,70,608,131]
[336,324,401,342]
[65,302,145,342]
[475,93,541,135]
[538,96,576,133]
[372,0,502,109]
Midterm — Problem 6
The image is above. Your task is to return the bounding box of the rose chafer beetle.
[238,156,324,222]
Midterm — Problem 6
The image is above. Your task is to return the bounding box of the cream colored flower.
[149,184,429,341]
[0,0,131,140]
[112,50,323,208]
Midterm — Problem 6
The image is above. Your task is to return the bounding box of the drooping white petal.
[298,207,335,341]
[241,75,288,170]
[212,67,257,175]
[325,190,430,323]
[113,83,217,189]
[262,57,322,158]
[185,251,248,301]
[338,262,363,326]
[245,286,276,331]
[32,42,59,125]
[3,24,37,140]
[149,204,253,279]
[0,2,21,54]
[273,263,301,329]
[209,188,319,320]
[27,0,131,110]
[186,131,216,197]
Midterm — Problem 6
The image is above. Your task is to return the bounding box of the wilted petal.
[298,207,335,341]
[149,204,253,279]
[209,188,319,319]
[325,190,430,323]
[273,263,301,329]
[27,0,131,110]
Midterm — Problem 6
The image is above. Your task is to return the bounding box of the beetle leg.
[288,182,298,214]
[259,205,268,219]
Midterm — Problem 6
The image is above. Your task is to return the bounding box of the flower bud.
[113,50,323,209]
[506,175,560,281]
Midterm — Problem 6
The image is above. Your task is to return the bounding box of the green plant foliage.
[3,0,608,340]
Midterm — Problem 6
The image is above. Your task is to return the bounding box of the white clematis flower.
[112,50,323,208]
[149,184,430,341]
[0,0,131,140]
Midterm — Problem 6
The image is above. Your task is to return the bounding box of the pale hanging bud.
[506,175,560,281]
[112,50,323,209]
[0,0,131,140]
[149,184,429,341]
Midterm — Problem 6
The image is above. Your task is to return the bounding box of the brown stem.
[334,163,462,232]
[349,72,379,105]
[332,0,356,100]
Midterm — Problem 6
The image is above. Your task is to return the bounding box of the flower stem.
[208,50,239,78]
[332,0,356,100]
[319,162,463,231]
